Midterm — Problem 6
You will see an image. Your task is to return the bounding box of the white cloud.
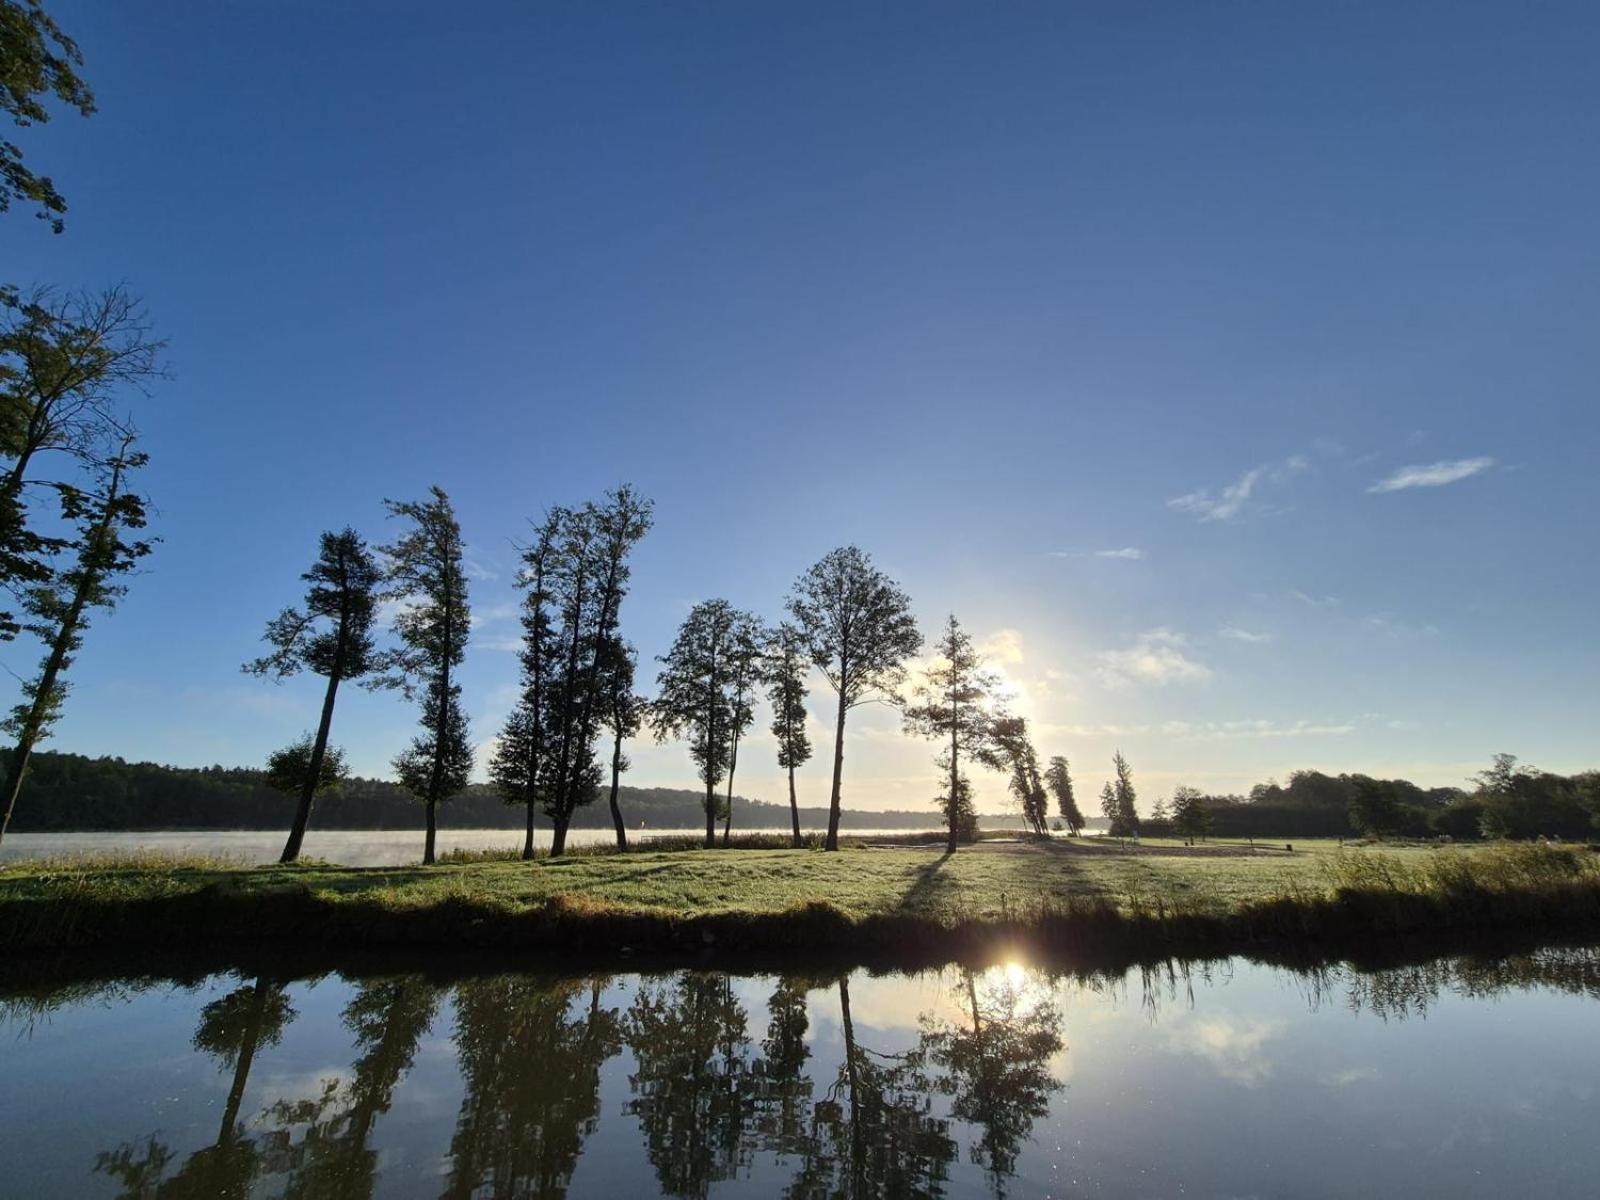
[1160,718,1357,741]
[978,628,1026,666]
[1367,456,1494,493]
[1218,627,1274,644]
[1095,628,1212,688]
[1168,455,1308,522]
[1095,547,1145,560]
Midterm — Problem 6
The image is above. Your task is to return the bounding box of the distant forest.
[0,750,952,833]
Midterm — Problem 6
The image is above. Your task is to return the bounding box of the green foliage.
[1044,756,1084,833]
[242,528,380,684]
[1105,751,1139,837]
[766,622,811,772]
[264,735,347,797]
[0,0,96,231]
[1170,785,1211,840]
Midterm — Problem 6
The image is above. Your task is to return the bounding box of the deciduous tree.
[789,546,922,850]
[765,622,812,847]
[0,0,96,232]
[0,435,149,845]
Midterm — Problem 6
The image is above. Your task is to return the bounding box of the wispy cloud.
[1160,718,1357,741]
[1048,547,1146,561]
[1367,456,1494,494]
[1289,589,1340,608]
[1168,455,1308,522]
[1218,627,1274,644]
[1096,628,1212,688]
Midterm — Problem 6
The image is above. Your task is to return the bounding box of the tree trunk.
[947,694,960,854]
[609,727,627,849]
[218,977,271,1145]
[839,978,864,1191]
[522,800,536,860]
[280,668,341,864]
[704,776,716,849]
[721,733,739,847]
[826,690,847,851]
[423,797,437,864]
[788,763,801,848]
[0,483,113,846]
[551,815,569,857]
[423,581,453,867]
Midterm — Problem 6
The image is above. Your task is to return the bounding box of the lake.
[3,945,1597,1197]
[0,827,949,867]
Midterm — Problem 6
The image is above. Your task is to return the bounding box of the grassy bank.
[2,838,1598,965]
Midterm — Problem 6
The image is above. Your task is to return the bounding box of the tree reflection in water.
[444,975,620,1199]
[261,976,440,1199]
[96,974,297,1198]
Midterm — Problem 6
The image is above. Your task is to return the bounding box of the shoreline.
[4,840,1598,973]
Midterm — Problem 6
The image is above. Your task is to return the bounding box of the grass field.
[3,836,1597,963]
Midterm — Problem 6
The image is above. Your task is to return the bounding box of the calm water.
[3,948,1598,1198]
[0,828,946,867]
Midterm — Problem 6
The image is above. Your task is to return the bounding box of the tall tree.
[993,717,1050,837]
[489,510,559,859]
[598,636,643,848]
[375,486,471,865]
[0,285,162,638]
[903,615,1010,853]
[243,528,381,863]
[538,487,652,856]
[1044,756,1084,835]
[650,599,760,848]
[788,546,922,851]
[765,622,812,847]
[1108,750,1140,837]
[0,436,149,845]
[0,0,96,232]
[719,615,766,846]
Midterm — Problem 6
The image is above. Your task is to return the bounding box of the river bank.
[4,839,1598,966]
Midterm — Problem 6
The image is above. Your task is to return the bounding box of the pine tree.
[1044,756,1084,835]
[1099,781,1118,833]
[0,436,150,844]
[374,486,471,865]
[243,528,381,862]
[765,622,812,847]
[901,615,1008,852]
[489,510,559,859]
[1110,750,1140,837]
[788,546,922,850]
[992,716,1049,836]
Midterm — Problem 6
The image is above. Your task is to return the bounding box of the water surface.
[3,947,1597,1198]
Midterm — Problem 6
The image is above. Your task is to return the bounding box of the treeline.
[0,750,950,834]
[1141,757,1600,842]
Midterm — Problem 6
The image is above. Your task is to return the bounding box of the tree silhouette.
[0,436,150,845]
[765,623,813,847]
[599,637,644,849]
[650,600,763,849]
[0,0,96,231]
[1044,756,1084,835]
[373,486,472,864]
[243,528,381,863]
[719,614,767,845]
[789,547,922,851]
[903,615,1011,852]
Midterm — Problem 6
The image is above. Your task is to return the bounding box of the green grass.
[3,837,1598,962]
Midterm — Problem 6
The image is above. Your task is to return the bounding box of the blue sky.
[5,1,1596,813]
